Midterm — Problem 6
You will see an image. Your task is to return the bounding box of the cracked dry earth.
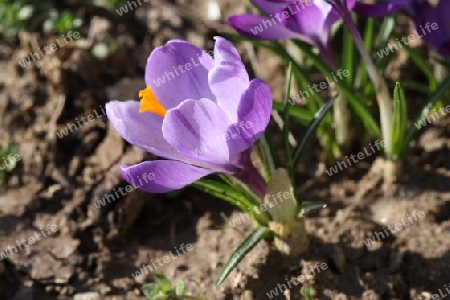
[1,0,450,299]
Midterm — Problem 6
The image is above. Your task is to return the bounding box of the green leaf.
[192,179,271,225]
[283,63,294,181]
[375,16,396,70]
[342,21,356,86]
[358,18,375,93]
[405,75,450,145]
[291,40,381,137]
[286,42,325,112]
[298,201,327,217]
[257,134,278,181]
[219,174,268,210]
[401,81,430,94]
[401,43,438,91]
[290,95,338,171]
[300,284,317,300]
[175,281,185,296]
[263,168,298,219]
[377,16,395,50]
[272,102,313,125]
[215,226,273,287]
[152,274,173,293]
[0,143,19,178]
[142,283,170,300]
[391,82,408,158]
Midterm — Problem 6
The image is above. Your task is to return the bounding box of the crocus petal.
[162,98,241,170]
[323,9,341,38]
[209,37,250,123]
[280,3,330,45]
[145,40,215,110]
[120,160,215,193]
[106,101,186,161]
[228,14,305,41]
[339,0,356,10]
[354,2,402,17]
[414,2,445,50]
[438,0,450,34]
[437,41,450,57]
[253,0,287,14]
[226,79,273,154]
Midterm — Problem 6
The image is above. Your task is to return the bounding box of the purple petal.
[438,0,450,34]
[414,1,445,51]
[120,160,215,193]
[234,149,267,198]
[280,2,332,45]
[145,40,215,110]
[106,101,186,161]
[162,98,241,170]
[345,0,356,10]
[437,40,450,57]
[209,37,250,123]
[354,2,403,17]
[226,79,273,154]
[253,0,287,14]
[228,14,304,41]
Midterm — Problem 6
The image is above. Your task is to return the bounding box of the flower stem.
[235,159,267,199]
[319,44,351,154]
[340,10,395,173]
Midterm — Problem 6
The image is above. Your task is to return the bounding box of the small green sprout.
[142,274,206,300]
[0,144,20,182]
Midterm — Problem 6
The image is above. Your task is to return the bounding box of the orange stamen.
[138,87,167,117]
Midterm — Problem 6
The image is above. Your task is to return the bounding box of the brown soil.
[1,1,449,299]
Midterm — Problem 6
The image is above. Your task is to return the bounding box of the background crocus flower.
[353,0,423,18]
[228,0,353,63]
[409,0,450,57]
[106,37,272,195]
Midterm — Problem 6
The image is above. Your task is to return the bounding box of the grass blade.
[402,43,438,91]
[291,40,380,137]
[215,226,273,287]
[391,82,408,158]
[342,20,356,86]
[283,63,294,181]
[192,179,271,225]
[405,75,450,145]
[272,101,313,125]
[290,95,338,171]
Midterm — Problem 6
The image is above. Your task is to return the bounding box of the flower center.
[138,87,167,117]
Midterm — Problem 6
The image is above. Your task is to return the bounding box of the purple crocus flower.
[353,0,450,57]
[106,37,272,195]
[228,0,354,65]
[409,0,450,57]
[352,0,419,17]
